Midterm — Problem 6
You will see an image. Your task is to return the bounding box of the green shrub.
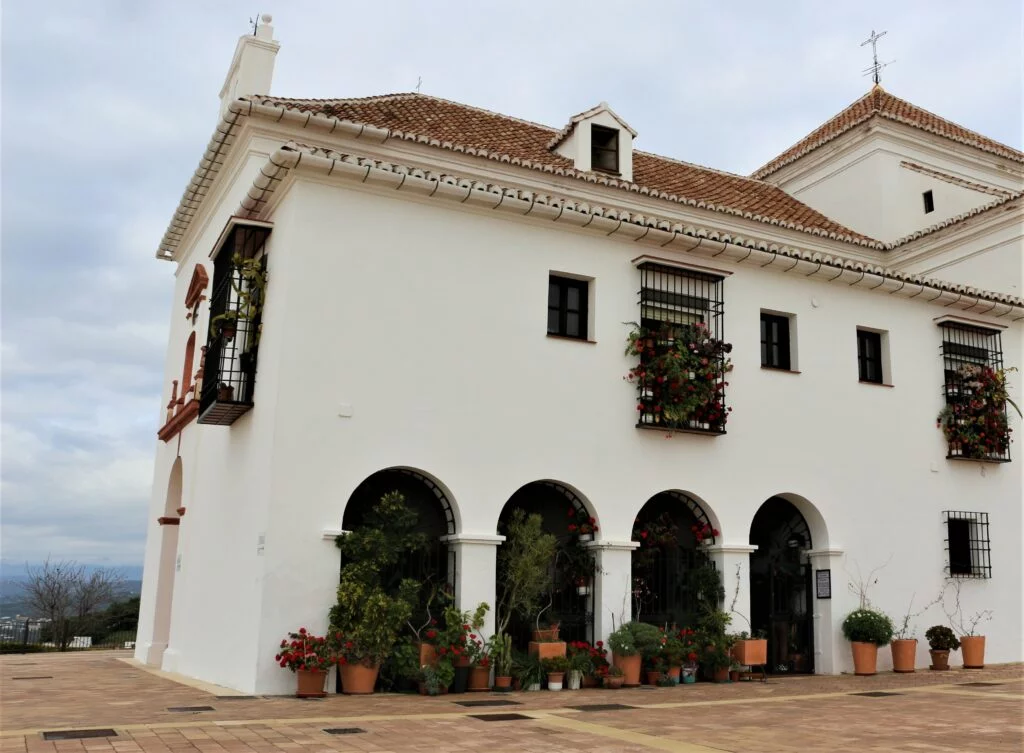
[542,656,568,673]
[925,625,960,651]
[842,608,894,646]
[607,621,663,657]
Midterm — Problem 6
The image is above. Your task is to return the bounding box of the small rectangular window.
[591,125,619,174]
[547,275,588,339]
[856,329,883,384]
[943,511,991,578]
[923,190,935,214]
[760,313,791,370]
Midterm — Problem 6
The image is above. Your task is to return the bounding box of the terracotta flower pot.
[532,627,560,642]
[667,666,681,683]
[418,682,449,696]
[613,653,642,687]
[417,642,437,668]
[468,665,490,691]
[890,639,917,673]
[851,642,878,676]
[712,666,729,683]
[729,670,740,682]
[582,674,599,688]
[732,639,767,666]
[929,649,950,671]
[604,675,624,689]
[295,669,326,698]
[547,672,564,691]
[493,675,512,690]
[961,636,985,669]
[645,670,662,686]
[340,660,379,695]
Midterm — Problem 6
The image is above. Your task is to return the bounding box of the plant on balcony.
[209,254,268,351]
[937,366,1020,459]
[625,321,733,432]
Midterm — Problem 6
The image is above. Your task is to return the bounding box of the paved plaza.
[1,652,1022,752]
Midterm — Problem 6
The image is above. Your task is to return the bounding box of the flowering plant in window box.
[937,366,1020,460]
[626,321,733,432]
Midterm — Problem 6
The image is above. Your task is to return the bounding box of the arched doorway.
[497,481,595,647]
[148,458,182,666]
[341,468,456,598]
[749,496,813,674]
[632,491,720,629]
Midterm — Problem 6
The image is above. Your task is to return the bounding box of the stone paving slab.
[2,652,1022,752]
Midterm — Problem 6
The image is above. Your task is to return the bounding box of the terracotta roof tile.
[753,86,1024,179]
[251,93,878,246]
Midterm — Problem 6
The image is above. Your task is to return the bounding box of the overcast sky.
[1,0,1020,571]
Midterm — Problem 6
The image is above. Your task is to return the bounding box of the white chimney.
[219,14,280,118]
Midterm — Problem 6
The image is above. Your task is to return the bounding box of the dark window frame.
[856,329,884,384]
[547,274,589,340]
[591,124,619,174]
[942,511,991,579]
[760,312,792,370]
[923,190,935,214]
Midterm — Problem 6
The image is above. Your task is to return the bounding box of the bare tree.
[21,559,125,650]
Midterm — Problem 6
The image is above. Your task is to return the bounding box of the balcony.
[198,220,271,426]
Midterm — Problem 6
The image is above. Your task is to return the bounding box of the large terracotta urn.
[851,642,879,676]
[613,653,642,687]
[960,636,985,669]
[890,639,917,673]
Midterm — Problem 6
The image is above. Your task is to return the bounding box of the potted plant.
[542,656,568,691]
[330,492,420,694]
[608,621,662,687]
[418,658,454,696]
[925,625,959,670]
[645,655,667,686]
[727,567,768,668]
[842,608,894,676]
[434,602,489,693]
[702,636,733,682]
[496,509,558,655]
[275,628,339,698]
[217,382,234,402]
[937,365,1020,459]
[513,652,544,691]
[566,641,594,690]
[662,632,685,684]
[488,633,513,691]
[889,592,942,673]
[601,664,625,689]
[943,579,993,669]
[210,311,238,342]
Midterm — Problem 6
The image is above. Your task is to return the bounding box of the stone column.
[585,540,639,645]
[703,543,759,630]
[443,534,505,640]
[805,547,845,674]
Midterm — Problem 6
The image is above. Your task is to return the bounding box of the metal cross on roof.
[860,29,894,85]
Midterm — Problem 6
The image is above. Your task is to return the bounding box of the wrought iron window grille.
[942,511,991,579]
[938,323,1010,462]
[198,223,271,426]
[635,262,727,434]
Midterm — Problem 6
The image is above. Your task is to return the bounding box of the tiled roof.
[889,190,1022,247]
[753,86,1024,179]
[248,93,879,246]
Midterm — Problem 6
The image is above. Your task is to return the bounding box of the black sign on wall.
[816,569,831,599]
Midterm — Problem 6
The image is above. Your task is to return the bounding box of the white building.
[135,17,1023,694]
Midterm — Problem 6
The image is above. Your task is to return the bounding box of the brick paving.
[1,652,1022,752]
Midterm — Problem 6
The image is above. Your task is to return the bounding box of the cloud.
[1,0,1020,571]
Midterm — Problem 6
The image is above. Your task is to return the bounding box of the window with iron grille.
[938,322,1010,461]
[633,262,728,434]
[591,125,619,174]
[942,511,991,579]
[760,312,791,370]
[198,222,270,426]
[856,329,884,384]
[548,275,589,339]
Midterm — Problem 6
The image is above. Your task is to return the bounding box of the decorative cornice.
[805,547,845,559]
[583,540,639,551]
[887,192,1022,248]
[236,142,1024,319]
[702,544,759,555]
[184,264,210,310]
[899,161,1014,198]
[157,517,181,526]
[157,400,199,442]
[441,534,506,545]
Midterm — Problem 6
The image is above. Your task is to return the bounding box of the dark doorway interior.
[632,492,716,630]
[497,482,594,647]
[749,496,813,674]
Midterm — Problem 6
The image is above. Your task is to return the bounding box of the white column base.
[806,547,845,674]
[141,641,168,667]
[161,647,183,674]
[586,540,639,646]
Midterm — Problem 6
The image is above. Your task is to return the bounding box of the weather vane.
[860,29,894,85]
[249,12,261,36]
[416,76,422,94]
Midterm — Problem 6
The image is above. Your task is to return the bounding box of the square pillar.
[703,543,759,632]
[585,540,639,646]
[443,534,504,641]
[806,547,845,674]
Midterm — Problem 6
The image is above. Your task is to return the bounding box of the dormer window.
[591,125,619,174]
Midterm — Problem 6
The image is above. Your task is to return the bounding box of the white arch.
[495,478,600,537]
[765,492,830,550]
[342,465,462,536]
